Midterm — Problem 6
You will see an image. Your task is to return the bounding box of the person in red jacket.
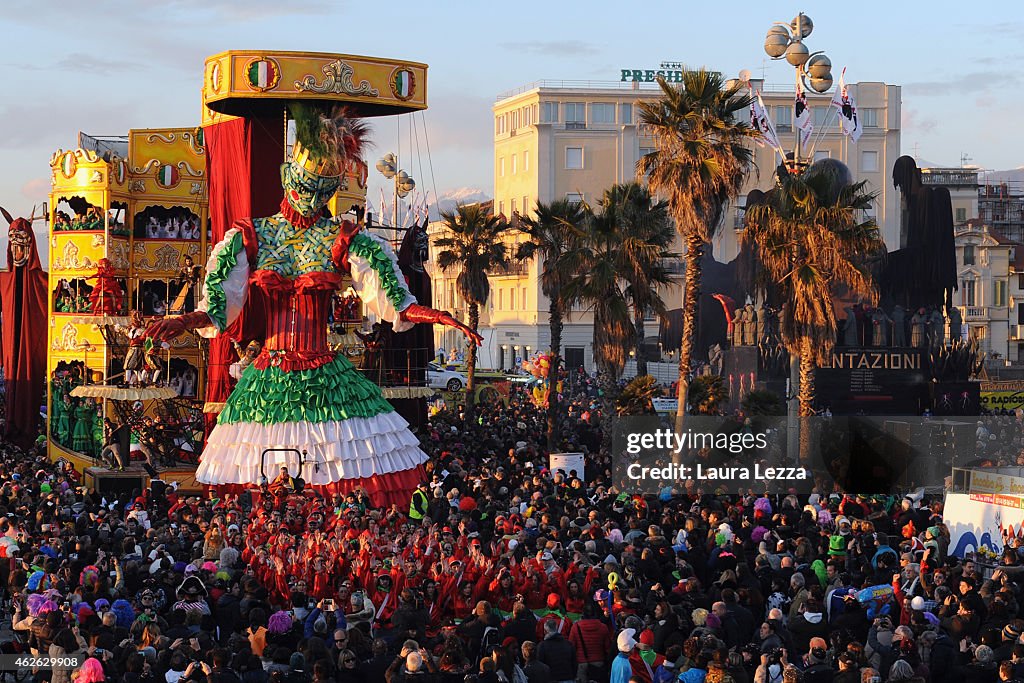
[535,593,573,640]
[569,601,612,683]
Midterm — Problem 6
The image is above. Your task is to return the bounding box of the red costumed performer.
[85,258,123,315]
[0,208,48,451]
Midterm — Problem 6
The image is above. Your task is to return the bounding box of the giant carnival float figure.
[146,104,480,506]
[0,208,48,451]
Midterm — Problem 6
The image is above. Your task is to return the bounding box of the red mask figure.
[0,208,48,450]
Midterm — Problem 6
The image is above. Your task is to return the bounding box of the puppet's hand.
[400,304,482,346]
[145,311,211,342]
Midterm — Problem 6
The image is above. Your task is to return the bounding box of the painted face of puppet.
[9,223,31,267]
[281,162,341,217]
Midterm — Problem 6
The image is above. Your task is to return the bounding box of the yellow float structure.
[47,50,428,494]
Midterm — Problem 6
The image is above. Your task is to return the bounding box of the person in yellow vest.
[409,481,429,521]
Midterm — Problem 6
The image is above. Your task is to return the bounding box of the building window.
[510,288,516,310]
[566,147,583,169]
[523,195,529,214]
[775,105,792,131]
[813,150,831,162]
[511,154,517,175]
[591,103,615,124]
[523,151,530,172]
[497,289,503,310]
[566,192,584,206]
[962,279,976,307]
[499,157,505,177]
[498,201,504,216]
[521,287,527,309]
[541,102,559,122]
[510,199,517,214]
[813,106,830,127]
[620,103,632,124]
[862,108,879,128]
[956,207,967,222]
[565,102,586,128]
[964,244,975,266]
[861,150,878,172]
[996,279,1008,307]
[1018,301,1024,324]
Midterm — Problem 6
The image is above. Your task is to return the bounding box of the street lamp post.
[761,12,836,459]
[375,152,416,243]
[762,12,835,170]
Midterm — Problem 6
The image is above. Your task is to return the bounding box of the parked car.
[427,362,467,392]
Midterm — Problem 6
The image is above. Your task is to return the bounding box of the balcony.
[963,306,1010,321]
[493,261,529,277]
[565,121,587,130]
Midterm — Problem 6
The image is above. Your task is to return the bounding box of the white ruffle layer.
[195,411,428,485]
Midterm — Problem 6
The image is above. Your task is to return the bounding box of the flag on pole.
[830,69,862,142]
[795,78,814,147]
[750,90,782,151]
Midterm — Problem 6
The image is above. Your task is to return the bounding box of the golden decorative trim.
[294,59,379,97]
[128,179,146,193]
[51,241,95,271]
[132,159,161,174]
[177,160,204,177]
[146,133,176,144]
[51,322,81,351]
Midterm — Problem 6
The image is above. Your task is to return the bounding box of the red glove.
[400,304,482,345]
[144,311,212,342]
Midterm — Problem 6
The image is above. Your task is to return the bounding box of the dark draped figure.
[0,209,48,451]
[882,156,957,311]
[383,219,434,429]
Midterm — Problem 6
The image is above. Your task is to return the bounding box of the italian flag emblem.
[246,58,279,91]
[61,152,77,179]
[156,164,180,188]
[391,69,415,100]
[114,159,126,184]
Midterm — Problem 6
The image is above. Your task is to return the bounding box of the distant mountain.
[982,168,1024,190]
[428,188,490,220]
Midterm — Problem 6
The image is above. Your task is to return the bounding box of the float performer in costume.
[147,104,480,506]
[85,258,124,315]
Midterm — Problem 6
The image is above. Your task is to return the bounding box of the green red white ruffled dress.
[193,214,426,507]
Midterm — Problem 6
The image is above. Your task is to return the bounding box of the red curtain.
[203,116,283,434]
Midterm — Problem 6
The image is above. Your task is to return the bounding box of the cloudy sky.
[2,0,1022,220]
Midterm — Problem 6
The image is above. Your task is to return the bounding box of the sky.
[2,0,1022,225]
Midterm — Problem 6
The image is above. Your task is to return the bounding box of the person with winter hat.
[536,593,573,640]
[629,629,667,683]
[611,628,638,683]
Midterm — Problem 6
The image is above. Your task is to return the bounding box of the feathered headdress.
[289,102,371,178]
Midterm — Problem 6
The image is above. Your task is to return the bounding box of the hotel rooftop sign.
[620,62,685,83]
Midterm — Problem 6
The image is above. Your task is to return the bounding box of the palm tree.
[435,203,510,425]
[638,69,757,432]
[742,166,884,417]
[607,183,676,378]
[516,199,586,450]
[565,185,672,444]
[688,374,728,415]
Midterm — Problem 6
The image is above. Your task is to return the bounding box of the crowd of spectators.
[0,382,1018,683]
